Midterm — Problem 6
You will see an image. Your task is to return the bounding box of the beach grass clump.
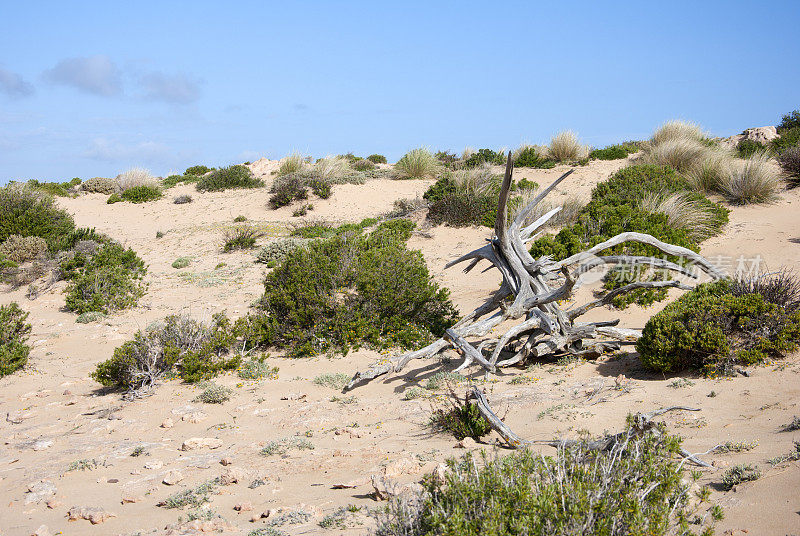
[638,191,723,242]
[395,148,442,179]
[223,226,261,252]
[115,168,157,191]
[374,419,712,536]
[651,120,706,146]
[547,131,589,162]
[637,273,800,375]
[277,152,307,176]
[719,152,782,204]
[0,302,32,377]
[193,381,232,404]
[777,147,800,186]
[196,165,264,192]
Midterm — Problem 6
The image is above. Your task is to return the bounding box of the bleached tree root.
[467,386,711,467]
[345,154,725,392]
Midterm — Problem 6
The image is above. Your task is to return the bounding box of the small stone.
[107,478,119,484]
[182,411,208,423]
[25,480,56,504]
[160,418,174,429]
[384,457,420,477]
[234,501,253,512]
[433,463,448,484]
[455,437,478,449]
[121,489,144,504]
[63,390,72,395]
[219,457,233,466]
[144,460,163,470]
[181,437,223,451]
[32,525,50,536]
[67,505,116,524]
[219,466,247,486]
[64,398,78,406]
[162,470,184,485]
[45,499,62,509]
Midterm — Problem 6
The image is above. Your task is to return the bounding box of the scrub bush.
[777,147,800,187]
[81,177,119,194]
[375,420,714,536]
[196,165,263,192]
[253,221,458,356]
[589,143,639,160]
[463,148,505,168]
[269,174,308,208]
[185,165,213,176]
[0,302,31,377]
[513,146,556,168]
[367,154,387,164]
[121,184,163,203]
[223,227,260,252]
[0,235,48,263]
[62,243,147,314]
[637,275,800,374]
[92,313,238,392]
[256,238,307,265]
[0,184,76,251]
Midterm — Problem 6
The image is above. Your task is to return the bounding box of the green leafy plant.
[121,184,163,203]
[430,392,491,440]
[172,257,191,269]
[185,165,213,176]
[196,165,264,192]
[257,238,307,265]
[106,193,122,204]
[0,183,76,251]
[193,381,232,403]
[367,154,387,164]
[237,356,278,380]
[0,302,32,377]
[736,139,766,158]
[777,109,800,134]
[590,143,639,160]
[62,243,147,314]
[637,274,800,374]
[269,174,308,208]
[720,464,761,490]
[514,146,556,168]
[223,227,260,252]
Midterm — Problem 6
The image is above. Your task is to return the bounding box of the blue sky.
[1,1,798,183]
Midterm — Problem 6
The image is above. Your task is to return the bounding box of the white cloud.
[139,71,201,104]
[43,55,122,96]
[0,67,34,98]
[82,138,171,163]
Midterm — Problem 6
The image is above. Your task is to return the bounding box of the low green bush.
[778,147,800,186]
[0,235,48,263]
[107,193,122,204]
[375,419,714,536]
[367,154,387,164]
[27,178,80,197]
[257,238,307,265]
[185,165,213,176]
[196,165,263,192]
[352,158,375,171]
[62,243,147,314]
[464,148,506,168]
[736,139,766,158]
[0,184,76,251]
[252,220,458,356]
[0,302,32,377]
[589,143,639,160]
[427,191,497,227]
[772,126,800,154]
[514,146,556,168]
[121,184,163,203]
[173,194,192,204]
[81,177,118,194]
[529,165,728,307]
[92,313,239,391]
[269,174,308,208]
[777,109,800,134]
[430,398,491,440]
[172,257,190,269]
[307,177,332,199]
[637,276,800,374]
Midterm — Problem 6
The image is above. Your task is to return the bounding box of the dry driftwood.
[466,386,711,467]
[345,153,724,391]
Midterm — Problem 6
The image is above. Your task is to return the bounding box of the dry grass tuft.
[313,155,352,181]
[639,191,720,241]
[115,168,157,191]
[719,152,782,205]
[686,147,734,192]
[651,120,706,145]
[641,138,708,172]
[547,131,589,162]
[278,152,307,176]
[452,163,499,195]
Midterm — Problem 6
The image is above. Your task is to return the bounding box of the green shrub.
[121,184,163,203]
[185,165,213,176]
[237,356,278,380]
[196,165,263,192]
[589,143,639,160]
[223,227,260,252]
[427,191,497,227]
[254,222,458,357]
[313,372,351,390]
[62,243,147,314]
[514,146,556,168]
[107,193,122,204]
[92,313,238,391]
[772,126,800,154]
[0,184,76,251]
[27,178,79,197]
[269,174,308,208]
[173,194,192,204]
[75,311,107,324]
[81,177,118,194]
[306,177,331,199]
[367,154,387,164]
[736,138,766,158]
[463,148,505,168]
[720,464,761,490]
[375,421,709,536]
[0,235,48,263]
[172,257,191,269]
[422,175,458,203]
[0,302,31,377]
[162,175,186,188]
[637,277,800,374]
[777,109,800,134]
[430,397,491,440]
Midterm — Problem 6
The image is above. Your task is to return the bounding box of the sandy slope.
[1,158,799,535]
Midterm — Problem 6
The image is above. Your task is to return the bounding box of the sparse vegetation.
[430,393,492,440]
[548,130,589,162]
[780,416,800,432]
[0,302,32,377]
[121,184,163,203]
[223,226,260,252]
[367,154,387,164]
[313,372,351,390]
[193,381,232,403]
[269,173,309,208]
[173,194,192,204]
[0,183,76,251]
[162,478,220,509]
[196,165,264,192]
[260,436,314,456]
[589,143,639,160]
[172,257,191,269]
[777,147,800,186]
[720,464,761,490]
[237,356,278,380]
